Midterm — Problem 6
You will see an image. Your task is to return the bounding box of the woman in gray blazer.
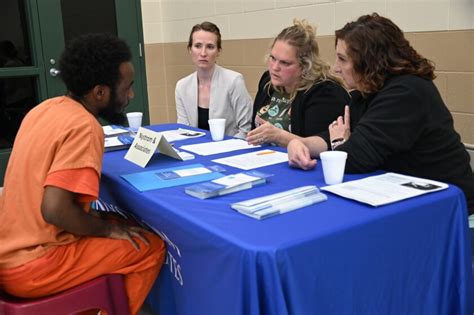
[175,22,253,139]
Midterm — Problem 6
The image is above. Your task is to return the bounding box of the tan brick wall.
[144,30,474,145]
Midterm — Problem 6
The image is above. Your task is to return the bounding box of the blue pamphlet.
[104,134,135,152]
[185,170,272,199]
[121,163,224,192]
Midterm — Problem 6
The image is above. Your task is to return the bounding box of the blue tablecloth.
[100,124,473,315]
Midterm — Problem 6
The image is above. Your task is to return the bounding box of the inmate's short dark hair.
[58,33,132,98]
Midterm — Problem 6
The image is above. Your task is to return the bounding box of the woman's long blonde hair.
[266,19,343,101]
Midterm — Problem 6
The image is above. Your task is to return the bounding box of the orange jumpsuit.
[0,96,165,314]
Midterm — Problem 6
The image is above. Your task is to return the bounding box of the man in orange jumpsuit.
[0,33,165,315]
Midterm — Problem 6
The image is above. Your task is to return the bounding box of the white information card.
[124,127,193,167]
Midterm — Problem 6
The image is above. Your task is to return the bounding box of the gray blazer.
[175,65,253,138]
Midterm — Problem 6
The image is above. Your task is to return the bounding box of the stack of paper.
[185,171,272,199]
[231,186,327,220]
[103,125,135,152]
[103,125,132,136]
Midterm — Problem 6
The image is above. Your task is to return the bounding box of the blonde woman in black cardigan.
[246,19,350,147]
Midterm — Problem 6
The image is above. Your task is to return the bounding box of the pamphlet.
[185,170,272,199]
[103,125,136,152]
[104,134,135,152]
[121,163,224,192]
[320,172,449,207]
[103,125,132,137]
[231,185,327,220]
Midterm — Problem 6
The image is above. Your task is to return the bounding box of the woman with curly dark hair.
[287,13,474,214]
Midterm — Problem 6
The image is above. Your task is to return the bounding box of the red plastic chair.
[0,274,129,315]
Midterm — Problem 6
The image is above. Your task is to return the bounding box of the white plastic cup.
[320,151,348,185]
[126,112,143,131]
[208,118,226,141]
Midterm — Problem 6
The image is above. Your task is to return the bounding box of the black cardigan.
[252,71,350,137]
[326,75,474,213]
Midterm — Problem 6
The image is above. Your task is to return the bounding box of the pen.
[256,150,276,156]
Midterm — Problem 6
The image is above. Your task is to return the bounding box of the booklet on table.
[103,125,136,152]
[231,185,327,220]
[185,170,272,199]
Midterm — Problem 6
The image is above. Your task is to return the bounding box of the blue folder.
[121,163,224,192]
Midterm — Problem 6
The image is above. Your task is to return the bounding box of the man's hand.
[42,186,152,251]
[287,139,317,170]
[107,224,151,251]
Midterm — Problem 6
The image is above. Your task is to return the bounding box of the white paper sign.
[124,127,161,167]
[124,127,192,167]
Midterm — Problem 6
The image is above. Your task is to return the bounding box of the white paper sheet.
[321,172,449,206]
[212,173,260,188]
[212,149,288,170]
[102,125,130,136]
[158,128,205,142]
[174,167,211,177]
[180,139,259,156]
[104,137,125,147]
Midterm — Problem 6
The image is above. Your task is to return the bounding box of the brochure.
[185,170,272,199]
[320,172,449,207]
[104,134,135,152]
[103,125,132,137]
[231,185,327,220]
